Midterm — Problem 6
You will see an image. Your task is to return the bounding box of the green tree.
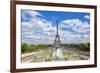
[21,43,29,53]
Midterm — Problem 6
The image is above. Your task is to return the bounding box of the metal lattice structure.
[53,20,62,49]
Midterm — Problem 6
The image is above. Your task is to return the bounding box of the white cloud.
[59,18,90,44]
[72,21,90,33]
[22,18,90,44]
[22,10,42,22]
[60,19,90,34]
[21,12,56,44]
[60,19,74,28]
[60,19,83,28]
[84,15,90,19]
[60,31,82,44]
[24,10,42,17]
[60,32,90,44]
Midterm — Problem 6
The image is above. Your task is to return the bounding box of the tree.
[21,43,29,53]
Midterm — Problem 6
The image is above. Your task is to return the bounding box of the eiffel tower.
[53,20,62,49]
[52,20,64,60]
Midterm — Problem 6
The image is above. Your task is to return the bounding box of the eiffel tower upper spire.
[56,20,59,36]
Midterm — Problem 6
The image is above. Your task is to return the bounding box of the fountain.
[52,48,64,61]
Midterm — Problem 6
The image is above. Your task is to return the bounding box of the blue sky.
[21,9,90,44]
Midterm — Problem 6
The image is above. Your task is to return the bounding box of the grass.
[63,51,81,61]
[32,50,53,62]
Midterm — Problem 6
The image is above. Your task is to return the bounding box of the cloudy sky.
[21,9,90,44]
